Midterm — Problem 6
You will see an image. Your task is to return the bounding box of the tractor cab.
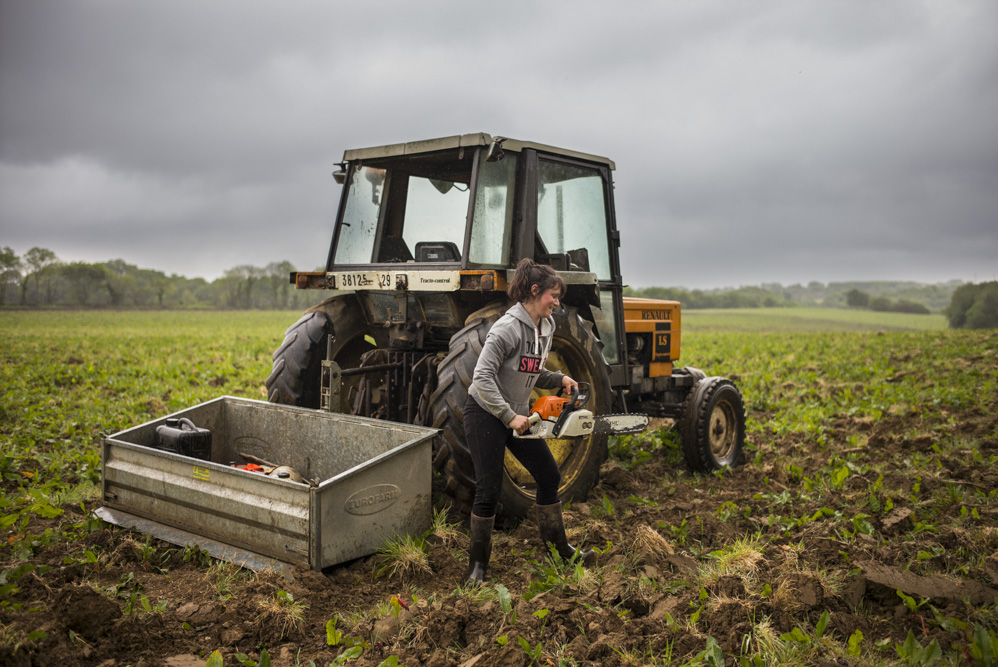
[328,134,616,276]
[293,134,626,369]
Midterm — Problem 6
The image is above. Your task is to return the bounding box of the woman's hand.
[561,375,579,394]
[508,414,531,434]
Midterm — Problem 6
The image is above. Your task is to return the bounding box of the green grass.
[683,307,948,332]
[0,307,971,483]
[0,309,301,337]
[0,310,300,523]
[680,327,996,442]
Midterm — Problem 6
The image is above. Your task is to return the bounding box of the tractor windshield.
[332,150,475,266]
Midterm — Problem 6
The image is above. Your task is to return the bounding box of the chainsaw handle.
[512,412,542,439]
[552,383,590,437]
[566,383,590,410]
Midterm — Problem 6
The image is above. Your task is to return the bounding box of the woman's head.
[508,258,566,304]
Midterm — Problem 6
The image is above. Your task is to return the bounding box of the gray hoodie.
[469,302,565,425]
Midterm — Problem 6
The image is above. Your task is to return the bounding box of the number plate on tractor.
[330,271,461,291]
[333,271,394,289]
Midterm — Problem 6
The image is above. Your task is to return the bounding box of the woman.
[463,257,597,586]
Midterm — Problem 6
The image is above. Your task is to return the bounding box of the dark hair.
[508,258,566,303]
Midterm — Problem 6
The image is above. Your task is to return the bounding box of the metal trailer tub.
[98,396,437,572]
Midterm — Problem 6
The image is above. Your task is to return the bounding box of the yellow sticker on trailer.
[193,466,210,481]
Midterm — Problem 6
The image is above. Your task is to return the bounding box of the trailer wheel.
[680,377,745,472]
[266,295,372,410]
[428,304,611,524]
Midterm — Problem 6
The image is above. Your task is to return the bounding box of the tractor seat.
[415,241,461,262]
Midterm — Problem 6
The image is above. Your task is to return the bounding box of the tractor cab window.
[401,176,469,261]
[468,153,517,268]
[332,152,473,266]
[334,166,385,265]
[536,160,611,280]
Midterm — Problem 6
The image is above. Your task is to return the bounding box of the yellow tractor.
[268,133,745,522]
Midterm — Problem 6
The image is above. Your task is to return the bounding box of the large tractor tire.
[428,303,612,524]
[680,376,745,473]
[266,295,373,410]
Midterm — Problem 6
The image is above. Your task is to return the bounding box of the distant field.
[682,306,948,332]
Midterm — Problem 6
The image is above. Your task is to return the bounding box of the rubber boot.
[535,502,597,566]
[465,513,494,586]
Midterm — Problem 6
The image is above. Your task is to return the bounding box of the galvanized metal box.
[99,396,437,571]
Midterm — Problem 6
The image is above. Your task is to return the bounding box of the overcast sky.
[1,1,996,289]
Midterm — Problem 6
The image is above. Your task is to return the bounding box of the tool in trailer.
[233,452,308,484]
[514,383,649,439]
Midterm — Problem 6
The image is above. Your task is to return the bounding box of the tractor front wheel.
[680,377,745,472]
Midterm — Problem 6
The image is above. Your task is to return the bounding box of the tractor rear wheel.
[266,295,373,410]
[680,377,745,472]
[428,303,611,524]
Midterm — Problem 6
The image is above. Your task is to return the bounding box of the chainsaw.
[515,383,649,439]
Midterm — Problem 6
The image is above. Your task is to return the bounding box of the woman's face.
[532,285,561,319]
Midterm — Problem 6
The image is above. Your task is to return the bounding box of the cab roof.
[342,132,615,170]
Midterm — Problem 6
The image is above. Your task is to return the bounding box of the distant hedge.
[877,298,931,315]
[858,293,931,314]
[946,281,998,329]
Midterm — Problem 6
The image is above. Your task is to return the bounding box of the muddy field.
[2,321,997,666]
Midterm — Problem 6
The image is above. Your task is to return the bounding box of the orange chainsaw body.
[529,395,570,421]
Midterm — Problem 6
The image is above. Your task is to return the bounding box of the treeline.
[623,280,960,312]
[4,245,990,328]
[945,281,998,329]
[622,284,797,309]
[844,289,930,314]
[0,246,318,310]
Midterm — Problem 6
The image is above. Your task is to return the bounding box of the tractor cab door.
[530,153,627,384]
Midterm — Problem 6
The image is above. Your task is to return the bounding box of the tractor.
[267,133,746,523]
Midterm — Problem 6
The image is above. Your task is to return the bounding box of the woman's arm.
[537,368,565,390]
[471,328,518,426]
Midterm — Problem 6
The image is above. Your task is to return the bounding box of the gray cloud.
[2,0,995,288]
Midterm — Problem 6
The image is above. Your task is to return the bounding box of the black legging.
[464,395,561,518]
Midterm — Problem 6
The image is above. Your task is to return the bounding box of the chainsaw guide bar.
[516,409,649,439]
[591,413,650,436]
[514,382,651,439]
